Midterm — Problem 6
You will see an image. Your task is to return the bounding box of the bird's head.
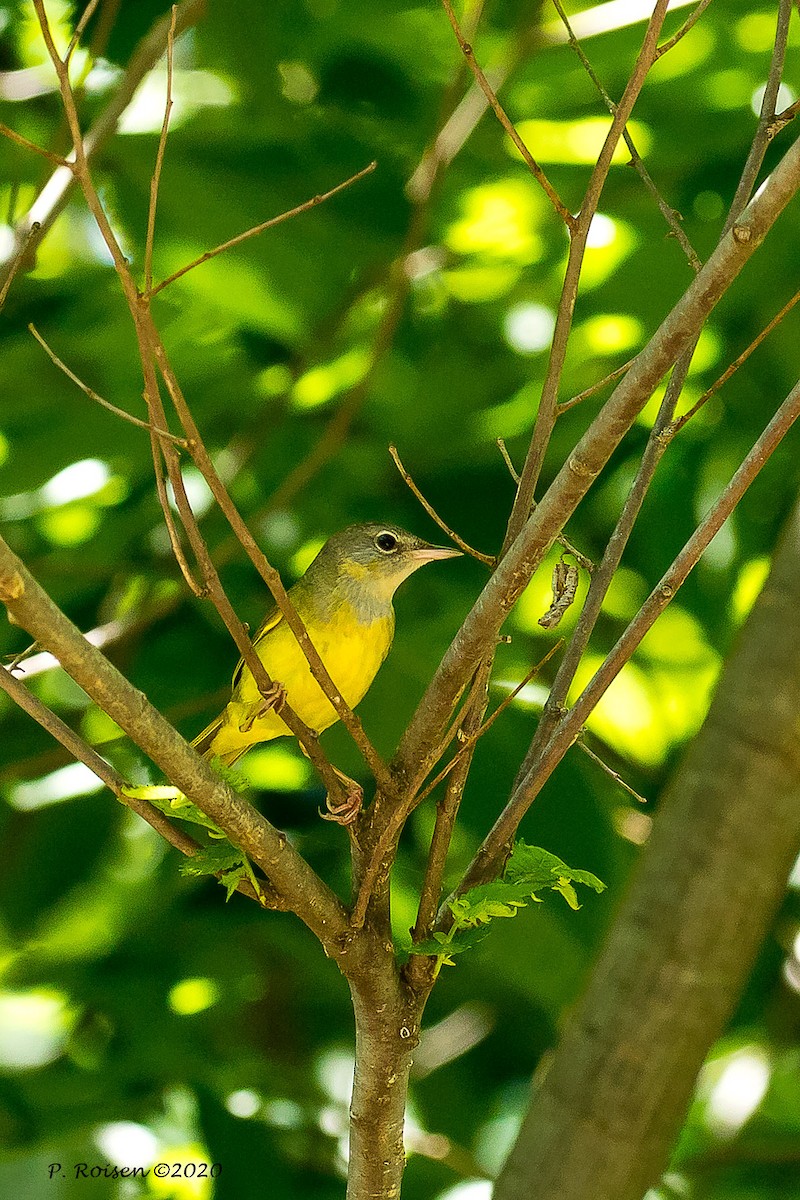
[304,522,462,615]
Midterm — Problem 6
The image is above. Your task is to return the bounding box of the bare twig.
[28,323,187,445]
[552,0,701,272]
[654,0,715,59]
[439,0,573,228]
[65,0,104,63]
[496,437,520,483]
[456,370,800,900]
[0,0,206,299]
[496,440,594,571]
[0,122,69,168]
[353,644,561,931]
[390,125,800,798]
[416,644,563,808]
[669,284,800,435]
[515,0,794,788]
[147,162,377,297]
[576,737,647,804]
[558,357,636,414]
[0,222,40,312]
[144,4,176,292]
[409,660,493,959]
[506,0,671,544]
[389,445,495,567]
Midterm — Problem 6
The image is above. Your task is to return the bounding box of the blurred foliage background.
[1,0,800,1197]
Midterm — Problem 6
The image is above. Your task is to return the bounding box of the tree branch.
[0,533,351,949]
[0,649,279,908]
[388,127,800,799]
[459,370,800,896]
[147,161,378,297]
[0,0,207,297]
[494,494,800,1200]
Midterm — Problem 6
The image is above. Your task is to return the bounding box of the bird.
[192,522,461,822]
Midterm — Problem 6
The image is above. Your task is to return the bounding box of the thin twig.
[558,356,636,414]
[1,0,206,300]
[416,645,563,807]
[408,661,492,960]
[669,284,800,435]
[439,0,574,228]
[144,4,176,292]
[28,323,187,445]
[0,648,280,908]
[454,369,800,901]
[770,95,800,138]
[576,737,647,804]
[148,162,377,297]
[496,438,520,483]
[505,0,671,546]
[352,644,561,930]
[389,445,495,567]
[552,0,701,272]
[65,0,103,63]
[0,222,41,312]
[511,0,794,797]
[654,0,715,59]
[496,441,594,571]
[0,122,69,168]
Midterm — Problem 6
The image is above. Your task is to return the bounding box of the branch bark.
[493,496,800,1200]
[389,128,800,795]
[0,533,351,953]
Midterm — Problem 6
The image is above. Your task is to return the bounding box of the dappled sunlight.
[705,68,754,111]
[168,977,220,1016]
[118,69,236,135]
[576,312,643,356]
[292,346,371,409]
[730,557,770,623]
[443,263,521,303]
[445,179,545,262]
[576,215,637,290]
[237,744,312,791]
[0,988,74,1069]
[573,656,667,768]
[699,1044,772,1138]
[504,302,556,355]
[8,761,104,810]
[514,118,651,165]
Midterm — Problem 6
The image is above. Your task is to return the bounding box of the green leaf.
[505,842,606,899]
[121,784,225,837]
[406,843,606,971]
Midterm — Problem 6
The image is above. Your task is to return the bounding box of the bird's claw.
[240,681,287,732]
[320,778,363,827]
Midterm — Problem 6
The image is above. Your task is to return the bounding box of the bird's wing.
[231,604,285,690]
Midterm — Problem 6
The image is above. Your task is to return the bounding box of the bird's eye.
[375,531,398,553]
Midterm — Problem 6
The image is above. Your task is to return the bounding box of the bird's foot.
[240,681,287,732]
[320,774,363,827]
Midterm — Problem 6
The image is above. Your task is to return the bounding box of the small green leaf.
[407,842,606,971]
[122,784,225,836]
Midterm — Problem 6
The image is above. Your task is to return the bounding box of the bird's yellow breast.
[220,601,394,752]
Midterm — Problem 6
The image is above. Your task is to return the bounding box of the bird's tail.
[191,714,248,769]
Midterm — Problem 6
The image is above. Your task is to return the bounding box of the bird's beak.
[408,544,463,563]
